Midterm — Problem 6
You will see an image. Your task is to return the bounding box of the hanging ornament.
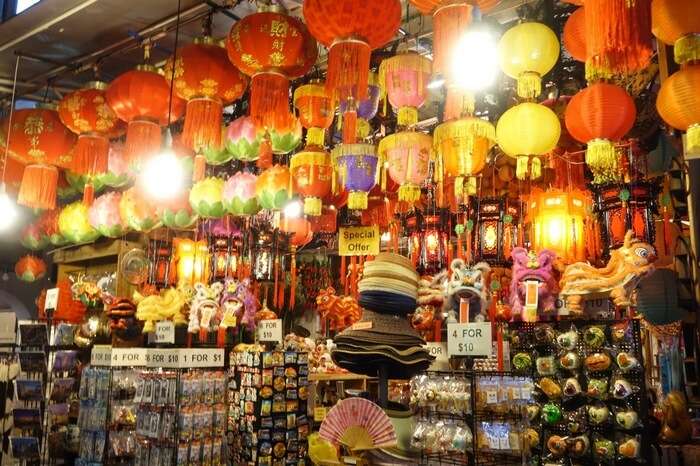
[338,72,382,140]
[157,190,199,230]
[38,209,68,246]
[269,114,303,155]
[99,142,133,188]
[378,52,432,127]
[496,103,561,180]
[225,116,263,162]
[20,222,49,251]
[652,0,700,65]
[563,7,587,62]
[58,201,101,244]
[189,177,226,219]
[280,216,314,309]
[88,192,128,238]
[223,172,260,216]
[119,187,161,232]
[256,165,292,210]
[332,144,379,210]
[378,132,432,204]
[656,64,700,156]
[291,150,333,216]
[294,81,335,148]
[15,255,46,282]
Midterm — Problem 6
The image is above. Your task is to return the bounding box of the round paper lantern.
[226,116,263,162]
[223,172,260,216]
[410,0,500,14]
[165,38,248,154]
[280,217,314,248]
[106,66,185,164]
[379,52,432,127]
[304,0,401,108]
[15,255,46,282]
[226,11,317,131]
[99,142,133,188]
[189,177,226,219]
[378,132,432,204]
[496,103,561,180]
[58,201,101,243]
[294,82,335,148]
[89,192,128,238]
[269,115,302,154]
[652,0,700,65]
[157,191,198,230]
[38,209,67,246]
[498,22,559,99]
[565,83,636,184]
[256,165,292,210]
[332,144,379,210]
[119,187,161,232]
[291,150,333,216]
[58,83,119,176]
[563,7,586,62]
[1,106,76,210]
[20,222,49,251]
[657,64,700,155]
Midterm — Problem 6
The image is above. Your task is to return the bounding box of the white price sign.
[90,345,112,366]
[425,342,449,370]
[44,288,59,311]
[155,321,175,344]
[447,322,492,357]
[111,348,147,367]
[146,348,225,368]
[257,319,282,343]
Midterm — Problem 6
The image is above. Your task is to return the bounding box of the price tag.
[146,348,224,368]
[313,407,327,422]
[486,390,498,404]
[155,321,175,344]
[90,345,112,366]
[426,342,449,371]
[257,319,282,343]
[44,288,59,311]
[521,386,532,400]
[447,322,492,357]
[111,348,147,367]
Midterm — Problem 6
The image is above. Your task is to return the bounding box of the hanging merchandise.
[268,115,303,155]
[294,82,335,149]
[563,7,586,63]
[565,83,636,185]
[496,102,561,180]
[498,22,560,99]
[20,222,49,251]
[1,105,76,210]
[656,64,700,156]
[15,255,46,282]
[189,177,226,219]
[290,149,332,216]
[652,0,700,65]
[474,197,521,264]
[58,201,101,244]
[223,172,260,216]
[226,7,317,132]
[378,132,432,204]
[99,142,133,188]
[118,186,161,233]
[256,165,292,210]
[88,191,128,238]
[157,190,199,230]
[405,210,450,276]
[379,52,432,128]
[332,144,379,210]
[225,116,262,162]
[338,71,382,141]
[37,209,67,247]
[281,216,314,309]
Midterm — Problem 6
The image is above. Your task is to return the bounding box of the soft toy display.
[218,278,258,346]
[316,287,362,332]
[559,231,656,316]
[510,248,559,322]
[189,282,224,340]
[659,391,692,444]
[107,298,142,345]
[446,259,492,322]
[134,287,188,333]
[411,276,445,340]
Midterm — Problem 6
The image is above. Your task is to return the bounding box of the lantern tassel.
[347,191,368,210]
[675,34,700,66]
[193,154,206,182]
[687,124,700,154]
[18,164,58,210]
[257,139,273,170]
[304,197,322,216]
[530,157,542,180]
[342,111,358,145]
[397,107,418,127]
[182,97,223,153]
[326,39,371,103]
[516,71,542,100]
[398,184,421,203]
[72,133,109,175]
[586,139,618,184]
[251,72,291,131]
[125,119,161,165]
[306,128,325,148]
[82,183,95,207]
[516,156,529,180]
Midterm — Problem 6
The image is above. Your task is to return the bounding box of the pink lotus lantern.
[20,222,49,251]
[226,116,262,162]
[332,144,379,210]
[119,187,161,232]
[89,192,128,238]
[378,132,432,204]
[379,52,432,127]
[158,191,199,230]
[223,172,260,216]
[100,142,133,188]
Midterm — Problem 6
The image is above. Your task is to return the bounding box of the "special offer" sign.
[338,226,380,256]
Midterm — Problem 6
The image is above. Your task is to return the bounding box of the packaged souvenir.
[593,435,615,462]
[616,352,640,372]
[512,352,532,372]
[583,326,606,348]
[535,325,556,345]
[565,406,587,434]
[567,434,590,458]
[562,377,582,398]
[587,377,609,399]
[558,351,580,371]
[614,408,640,430]
[526,404,540,422]
[546,434,567,458]
[542,402,562,424]
[610,321,630,343]
[617,435,641,459]
[538,377,562,399]
[611,377,636,400]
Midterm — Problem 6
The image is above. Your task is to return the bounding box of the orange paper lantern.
[290,149,333,216]
[656,64,700,155]
[293,82,335,148]
[652,0,700,65]
[563,7,586,62]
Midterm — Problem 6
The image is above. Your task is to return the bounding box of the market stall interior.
[0,0,699,464]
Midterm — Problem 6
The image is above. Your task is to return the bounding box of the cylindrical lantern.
[88,192,128,238]
[332,144,379,210]
[565,83,636,185]
[652,0,700,65]
[294,82,335,148]
[189,177,226,219]
[157,191,198,230]
[378,52,432,127]
[15,255,46,283]
[378,131,432,204]
[498,22,560,99]
[173,238,211,286]
[165,37,248,154]
[256,165,292,210]
[226,10,316,131]
[58,202,101,244]
[563,7,586,62]
[226,116,263,162]
[119,187,161,232]
[106,66,185,164]
[656,64,700,155]
[223,172,260,216]
[405,210,450,275]
[526,188,590,264]
[290,149,333,216]
[21,222,49,251]
[338,72,382,140]
[58,82,119,177]
[496,103,561,180]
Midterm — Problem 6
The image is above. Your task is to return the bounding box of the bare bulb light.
[451,28,499,91]
[0,185,18,232]
[283,199,303,219]
[139,130,185,201]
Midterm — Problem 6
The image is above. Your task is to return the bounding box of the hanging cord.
[167,0,183,129]
[1,55,21,186]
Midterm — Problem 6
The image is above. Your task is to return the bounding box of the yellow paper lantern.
[496,103,560,180]
[526,187,590,264]
[173,238,211,286]
[498,22,560,99]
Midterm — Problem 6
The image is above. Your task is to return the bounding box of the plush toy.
[659,391,692,444]
[446,259,491,322]
[411,275,445,339]
[316,287,362,331]
[510,248,559,322]
[559,231,656,316]
[218,278,258,345]
[134,287,188,333]
[189,282,224,340]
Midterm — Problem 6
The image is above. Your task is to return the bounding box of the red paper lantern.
[15,255,47,283]
[290,149,333,216]
[293,82,335,148]
[165,38,248,154]
[0,156,26,196]
[227,10,316,131]
[58,83,119,177]
[565,83,636,184]
[1,105,76,210]
[563,7,586,62]
[106,66,185,164]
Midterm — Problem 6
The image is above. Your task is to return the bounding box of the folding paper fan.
[319,397,397,451]
[308,433,341,465]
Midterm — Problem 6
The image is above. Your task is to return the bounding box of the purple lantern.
[332,143,379,210]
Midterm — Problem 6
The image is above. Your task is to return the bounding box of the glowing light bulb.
[140,149,184,201]
[283,199,303,219]
[381,231,391,242]
[451,28,499,91]
[0,185,18,232]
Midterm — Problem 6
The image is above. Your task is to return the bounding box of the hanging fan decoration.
[319,397,397,450]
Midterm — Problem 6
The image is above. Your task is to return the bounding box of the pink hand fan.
[319,397,397,451]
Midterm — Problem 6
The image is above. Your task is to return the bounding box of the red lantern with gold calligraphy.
[227,9,317,132]
[290,149,332,216]
[107,66,185,165]
[165,38,248,156]
[1,105,76,210]
[293,82,335,148]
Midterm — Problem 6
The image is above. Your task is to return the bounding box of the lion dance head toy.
[510,248,559,322]
[446,259,492,322]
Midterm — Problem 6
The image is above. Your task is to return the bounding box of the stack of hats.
[332,253,433,379]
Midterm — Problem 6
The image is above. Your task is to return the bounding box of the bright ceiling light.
[451,28,499,91]
[0,184,17,232]
[283,199,303,219]
[139,129,184,201]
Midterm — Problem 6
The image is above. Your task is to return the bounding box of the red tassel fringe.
[126,119,161,165]
[326,39,371,104]
[18,164,58,210]
[193,154,206,182]
[73,134,109,175]
[342,111,358,144]
[251,72,291,131]
[182,98,223,153]
[83,183,95,206]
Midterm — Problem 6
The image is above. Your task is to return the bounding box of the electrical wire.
[1,55,21,185]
